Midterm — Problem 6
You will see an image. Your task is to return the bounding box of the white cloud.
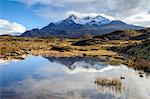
[65,11,150,27]
[14,0,150,16]
[12,0,150,27]
[123,11,150,27]
[65,11,115,20]
[123,12,150,22]
[0,19,26,35]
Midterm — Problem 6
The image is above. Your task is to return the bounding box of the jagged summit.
[67,14,78,20]
[93,15,111,24]
[83,16,91,20]
[94,15,107,20]
[57,15,111,25]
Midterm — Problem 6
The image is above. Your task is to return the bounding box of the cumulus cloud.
[13,0,150,27]
[0,19,26,35]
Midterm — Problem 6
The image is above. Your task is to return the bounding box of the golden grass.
[0,36,119,58]
[125,58,150,72]
[1,36,148,72]
[95,77,122,88]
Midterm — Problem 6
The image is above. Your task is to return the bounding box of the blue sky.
[1,0,49,29]
[0,0,150,35]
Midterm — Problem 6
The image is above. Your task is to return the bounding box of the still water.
[0,55,150,99]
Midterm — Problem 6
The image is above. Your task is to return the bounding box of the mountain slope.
[21,29,46,37]
[94,30,142,40]
[21,15,143,38]
[132,28,150,40]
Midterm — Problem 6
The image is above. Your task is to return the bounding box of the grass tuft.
[95,77,122,88]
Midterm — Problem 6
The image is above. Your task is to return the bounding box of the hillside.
[94,30,141,40]
[119,39,150,60]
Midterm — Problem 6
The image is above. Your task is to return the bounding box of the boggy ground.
[0,34,149,72]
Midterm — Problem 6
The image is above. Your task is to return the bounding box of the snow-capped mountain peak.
[67,14,78,20]
[93,15,111,24]
[68,15,110,25]
[55,15,111,25]
[94,15,107,20]
[83,16,92,20]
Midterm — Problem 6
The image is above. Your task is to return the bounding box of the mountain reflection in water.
[45,56,107,70]
[0,55,150,99]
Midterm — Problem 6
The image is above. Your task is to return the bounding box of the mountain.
[21,28,47,37]
[94,28,150,40]
[21,15,143,38]
[59,14,111,25]
[94,30,141,40]
[45,56,105,70]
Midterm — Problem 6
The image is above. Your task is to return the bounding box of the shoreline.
[0,36,149,72]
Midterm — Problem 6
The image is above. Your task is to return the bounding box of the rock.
[83,53,87,57]
[140,75,143,78]
[120,77,125,79]
[138,72,143,74]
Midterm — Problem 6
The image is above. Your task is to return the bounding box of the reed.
[95,77,122,88]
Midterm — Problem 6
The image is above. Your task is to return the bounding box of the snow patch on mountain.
[55,15,111,25]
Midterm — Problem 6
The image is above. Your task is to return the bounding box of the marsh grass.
[95,77,122,88]
[51,45,74,52]
[1,36,149,72]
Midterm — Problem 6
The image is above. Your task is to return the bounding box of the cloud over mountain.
[15,0,150,16]
[0,19,26,35]
[12,0,150,27]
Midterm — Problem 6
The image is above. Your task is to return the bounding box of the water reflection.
[45,56,107,70]
[0,55,150,99]
[97,85,122,98]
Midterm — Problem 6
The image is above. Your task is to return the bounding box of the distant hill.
[126,39,150,60]
[131,28,150,40]
[21,15,143,38]
[99,28,150,60]
[94,28,150,40]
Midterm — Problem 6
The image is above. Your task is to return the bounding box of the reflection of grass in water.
[95,77,123,97]
[99,85,122,97]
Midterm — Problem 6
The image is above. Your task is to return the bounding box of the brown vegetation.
[0,33,149,72]
[95,77,122,88]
